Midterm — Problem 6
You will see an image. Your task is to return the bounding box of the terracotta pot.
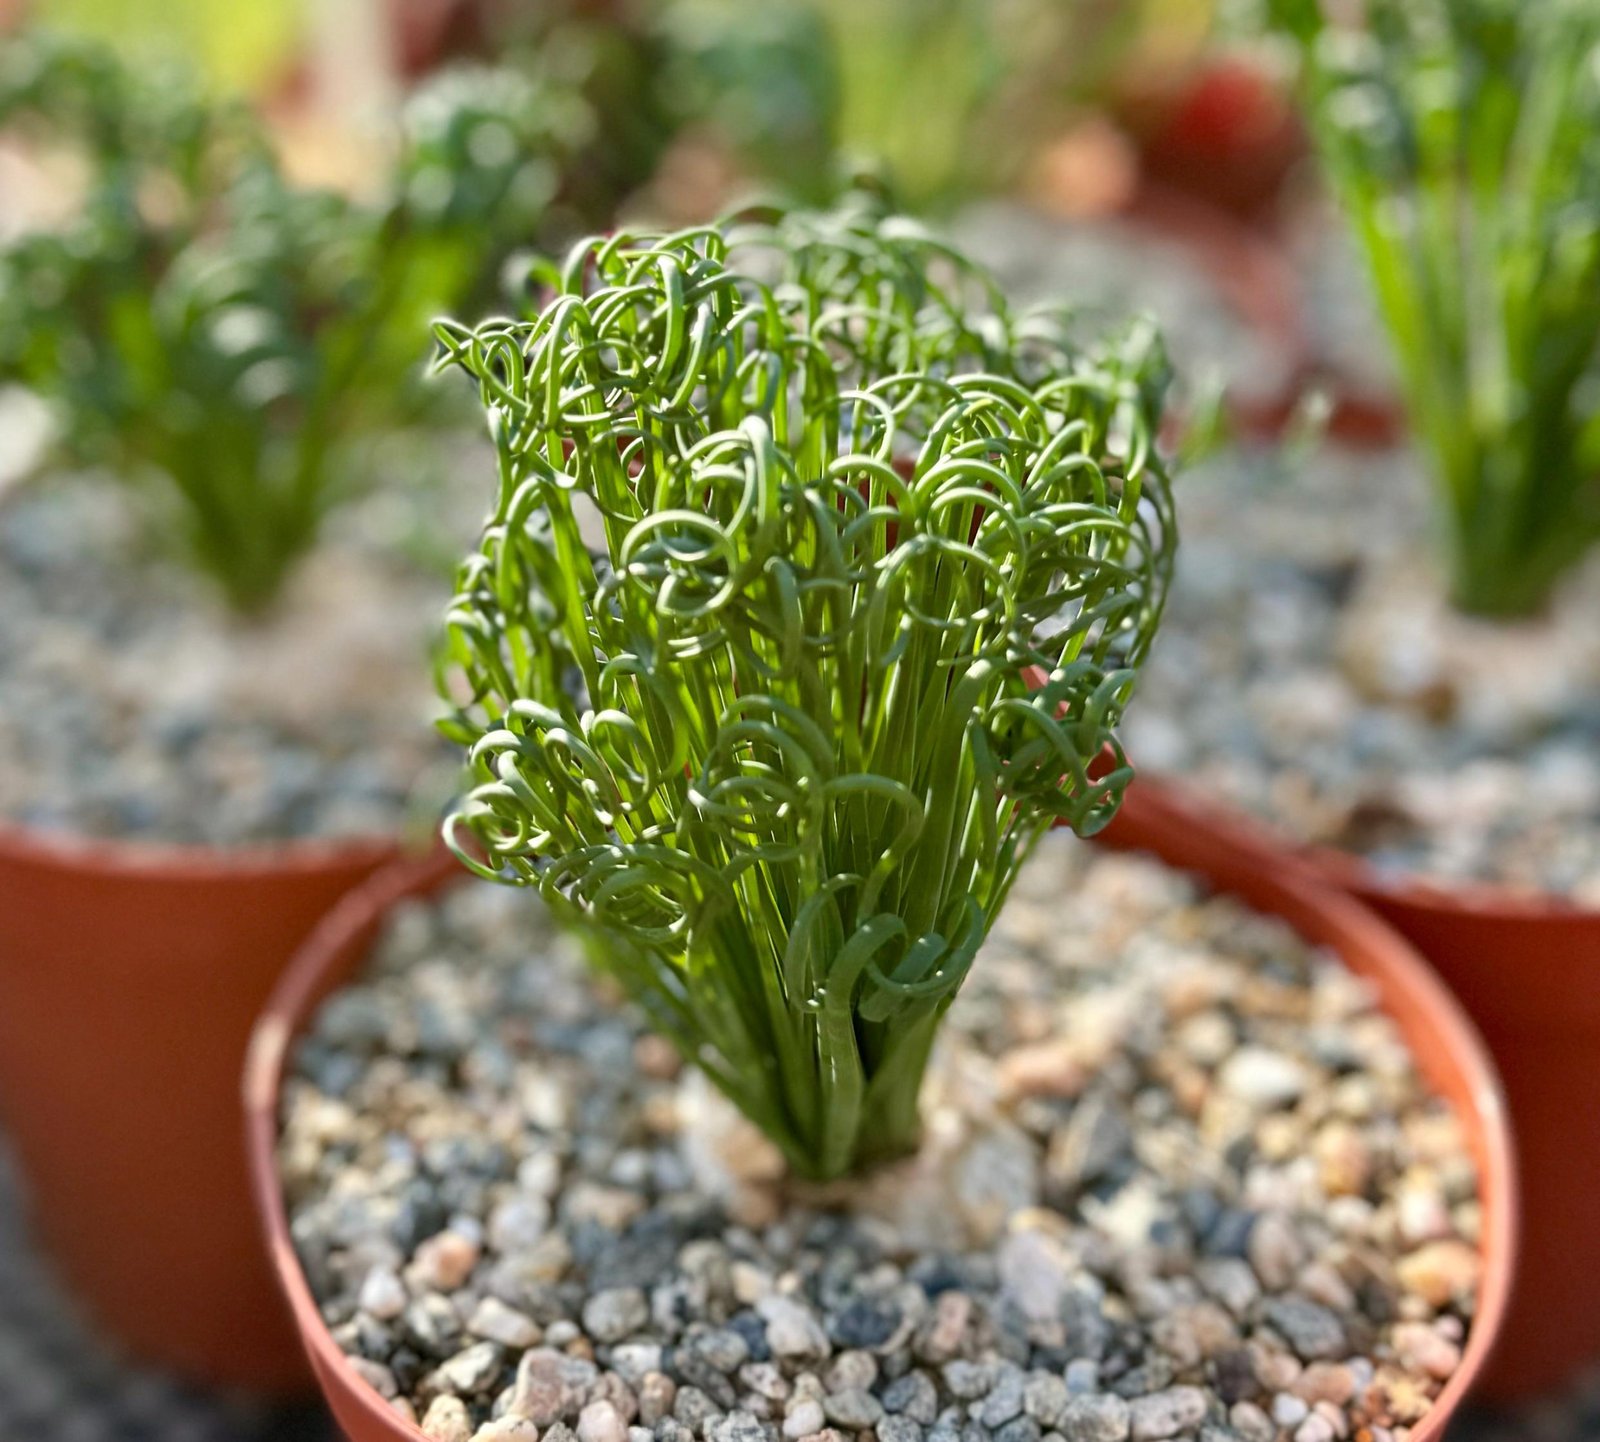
[0,822,404,1393]
[1120,779,1598,1398]
[245,806,1514,1442]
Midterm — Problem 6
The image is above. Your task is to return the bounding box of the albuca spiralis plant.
[1268,0,1600,617]
[435,198,1176,1179]
[0,30,587,613]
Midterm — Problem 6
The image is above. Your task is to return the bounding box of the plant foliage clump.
[0,30,588,613]
[1268,0,1600,617]
[436,199,1176,1179]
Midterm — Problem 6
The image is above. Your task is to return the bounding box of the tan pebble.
[1251,1341,1302,1392]
[1249,1209,1308,1290]
[474,1421,541,1441]
[577,1400,628,1442]
[1315,1121,1373,1197]
[1294,1362,1355,1406]
[1390,1321,1462,1380]
[1312,1399,1350,1439]
[1395,1183,1453,1245]
[638,1372,678,1426]
[729,1184,784,1229]
[422,1395,474,1442]
[1298,1261,1357,1314]
[412,1230,481,1292]
[1395,1239,1480,1308]
[1363,1363,1435,1424]
[996,1038,1088,1100]
[798,1431,847,1442]
[633,1033,681,1080]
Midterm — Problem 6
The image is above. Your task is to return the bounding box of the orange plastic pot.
[1123,781,1600,1399]
[245,806,1514,1442]
[0,821,405,1393]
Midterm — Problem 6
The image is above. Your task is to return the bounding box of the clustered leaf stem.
[437,199,1176,1179]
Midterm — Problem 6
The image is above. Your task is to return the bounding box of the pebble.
[1395,1240,1481,1308]
[782,1400,825,1438]
[579,1401,630,1442]
[1057,1395,1131,1442]
[1262,1298,1345,1361]
[413,1232,482,1293]
[760,1298,831,1363]
[1217,1049,1309,1110]
[583,1289,649,1343]
[423,1395,475,1442]
[470,1297,542,1350]
[1127,1388,1207,1441]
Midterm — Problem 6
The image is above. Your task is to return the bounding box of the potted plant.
[0,28,589,1390]
[1120,0,1600,1395]
[246,199,1511,1442]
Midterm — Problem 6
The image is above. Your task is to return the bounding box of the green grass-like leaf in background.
[1268,0,1600,617]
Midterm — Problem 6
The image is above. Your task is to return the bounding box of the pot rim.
[244,813,1516,1442]
[0,816,407,881]
[1139,773,1600,924]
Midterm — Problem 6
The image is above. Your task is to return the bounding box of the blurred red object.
[1120,53,1306,221]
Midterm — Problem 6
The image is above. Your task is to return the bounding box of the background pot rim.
[243,811,1516,1442]
[1135,772,1600,923]
[0,817,408,881]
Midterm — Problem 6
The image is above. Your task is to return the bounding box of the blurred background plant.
[1264,0,1600,618]
[0,26,589,613]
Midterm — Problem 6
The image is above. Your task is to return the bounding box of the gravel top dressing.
[1124,445,1600,901]
[281,836,1481,1442]
[0,473,466,847]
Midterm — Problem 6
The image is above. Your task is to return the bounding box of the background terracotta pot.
[245,804,1514,1442]
[1118,778,1594,1400]
[0,822,405,1393]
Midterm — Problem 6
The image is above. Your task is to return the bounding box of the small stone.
[941,1361,993,1401]
[1127,1387,1207,1441]
[1227,1402,1273,1442]
[915,1291,972,1363]
[1024,1373,1071,1429]
[997,1419,1042,1442]
[882,1371,939,1424]
[674,1386,725,1433]
[879,1417,924,1442]
[1390,1321,1462,1380]
[1395,1240,1481,1308]
[1246,1211,1306,1291]
[437,1342,505,1396]
[491,1197,554,1253]
[1263,1298,1345,1361]
[759,1296,830,1362]
[979,1370,1027,1428]
[711,1414,767,1442]
[738,1363,788,1402]
[1292,1363,1354,1407]
[1217,1048,1309,1109]
[580,1402,630,1442]
[360,1267,408,1321]
[470,1297,542,1350]
[473,1420,541,1441]
[997,1038,1089,1100]
[639,1374,679,1427]
[693,1328,753,1374]
[783,1399,825,1439]
[584,1289,650,1344]
[414,1231,482,1292]
[1270,1395,1308,1428]
[511,1349,600,1426]
[1064,1361,1099,1396]
[350,1357,399,1399]
[1057,1395,1130,1442]
[613,1347,666,1385]
[566,1183,648,1232]
[423,1395,475,1442]
[589,1372,641,1425]
[822,1388,883,1430]
[1294,1416,1334,1442]
[822,1351,877,1394]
